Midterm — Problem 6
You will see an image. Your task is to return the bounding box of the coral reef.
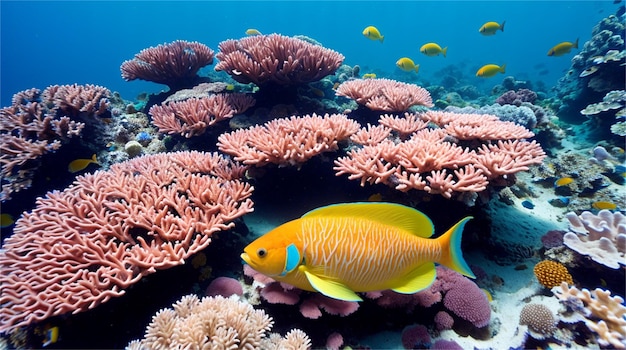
[336,78,434,112]
[533,260,574,288]
[0,152,253,333]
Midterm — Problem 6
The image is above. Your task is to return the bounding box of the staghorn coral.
[563,209,626,269]
[126,294,311,350]
[217,113,360,167]
[0,151,254,333]
[120,40,215,89]
[149,93,255,138]
[533,260,574,288]
[336,78,434,112]
[215,34,343,86]
[553,282,626,348]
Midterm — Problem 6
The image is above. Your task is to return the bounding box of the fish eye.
[257,248,267,258]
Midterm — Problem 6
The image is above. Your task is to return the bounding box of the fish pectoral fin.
[303,270,362,302]
[391,262,436,294]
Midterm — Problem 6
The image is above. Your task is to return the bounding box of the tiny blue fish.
[521,200,535,209]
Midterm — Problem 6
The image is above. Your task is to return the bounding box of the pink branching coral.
[1,87,91,201]
[217,113,360,166]
[214,34,344,86]
[0,151,254,333]
[149,93,256,138]
[334,111,545,200]
[335,78,434,112]
[120,40,215,89]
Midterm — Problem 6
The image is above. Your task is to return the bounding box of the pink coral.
[205,277,244,297]
[215,34,344,86]
[336,78,434,112]
[401,324,431,349]
[149,94,255,138]
[0,151,254,333]
[217,113,360,167]
[120,40,214,89]
[334,111,545,199]
[42,83,111,118]
[435,310,455,330]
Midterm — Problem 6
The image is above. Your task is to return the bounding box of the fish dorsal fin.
[280,243,301,276]
[391,262,436,294]
[302,202,434,238]
[301,267,363,301]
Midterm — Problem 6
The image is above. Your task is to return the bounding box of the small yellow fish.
[476,64,506,78]
[362,73,377,79]
[420,43,447,57]
[0,213,15,228]
[332,82,340,90]
[548,38,579,56]
[554,177,574,187]
[592,201,617,210]
[225,84,235,91]
[362,26,384,43]
[241,202,474,301]
[396,57,420,73]
[479,21,505,36]
[245,28,262,36]
[68,154,99,173]
[481,288,493,302]
[42,326,59,347]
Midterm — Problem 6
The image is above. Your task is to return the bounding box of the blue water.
[0,1,617,106]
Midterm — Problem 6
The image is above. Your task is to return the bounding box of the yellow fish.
[362,73,377,79]
[362,26,384,43]
[241,202,475,301]
[0,213,15,228]
[42,326,59,347]
[225,84,235,91]
[479,21,505,36]
[548,38,579,56]
[68,154,99,173]
[420,43,447,57]
[476,64,506,78]
[592,201,617,210]
[554,177,574,187]
[396,57,420,73]
[245,28,262,36]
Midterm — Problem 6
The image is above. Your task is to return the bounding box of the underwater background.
[1,1,625,349]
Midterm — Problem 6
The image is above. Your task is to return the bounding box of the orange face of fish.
[241,220,303,278]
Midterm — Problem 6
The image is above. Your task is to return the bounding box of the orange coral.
[533,260,574,288]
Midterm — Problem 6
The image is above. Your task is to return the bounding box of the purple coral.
[496,89,538,106]
[442,276,491,328]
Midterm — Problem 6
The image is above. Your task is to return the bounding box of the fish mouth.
[240,252,251,265]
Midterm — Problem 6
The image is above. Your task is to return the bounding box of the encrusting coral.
[533,260,574,288]
[126,294,311,350]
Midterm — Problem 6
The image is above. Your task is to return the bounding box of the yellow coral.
[533,260,573,288]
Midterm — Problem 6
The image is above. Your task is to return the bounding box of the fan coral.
[120,40,215,89]
[563,210,626,269]
[126,294,311,349]
[215,34,344,86]
[0,151,253,333]
[533,260,574,288]
[336,78,434,112]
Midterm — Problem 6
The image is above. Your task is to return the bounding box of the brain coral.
[533,260,574,288]
[519,303,557,338]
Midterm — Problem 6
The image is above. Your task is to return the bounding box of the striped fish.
[241,202,475,301]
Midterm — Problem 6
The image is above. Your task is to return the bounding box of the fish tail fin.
[442,47,448,58]
[500,64,506,73]
[414,64,420,74]
[380,36,384,44]
[500,20,506,32]
[573,38,579,49]
[436,217,475,278]
[91,153,99,164]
